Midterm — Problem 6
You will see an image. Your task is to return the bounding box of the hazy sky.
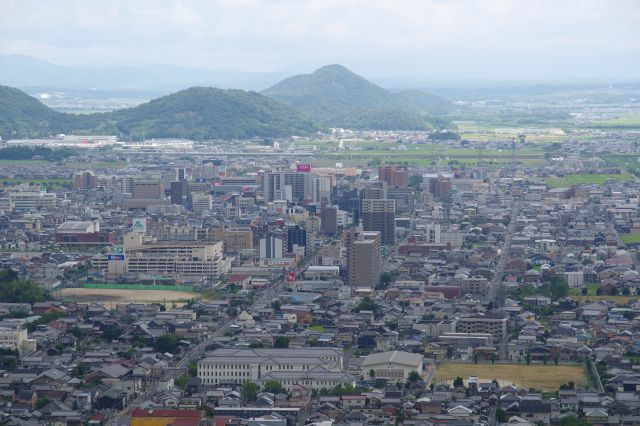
[1,0,639,80]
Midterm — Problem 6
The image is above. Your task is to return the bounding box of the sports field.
[434,363,587,391]
[59,287,200,307]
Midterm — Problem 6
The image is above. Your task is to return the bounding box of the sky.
[1,0,639,81]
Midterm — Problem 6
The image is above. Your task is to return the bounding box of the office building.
[455,316,508,342]
[132,180,163,199]
[10,191,57,211]
[259,235,285,259]
[287,225,307,256]
[170,180,188,206]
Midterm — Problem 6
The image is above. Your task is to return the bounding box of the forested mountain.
[0,85,322,140]
[263,64,450,130]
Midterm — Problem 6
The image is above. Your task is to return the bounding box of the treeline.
[0,268,45,304]
[0,146,75,161]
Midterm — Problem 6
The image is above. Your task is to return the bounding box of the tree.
[102,326,122,341]
[369,369,376,379]
[596,287,603,296]
[36,397,51,409]
[474,352,479,364]
[154,333,178,354]
[273,336,290,348]
[73,362,86,377]
[0,268,45,304]
[407,371,421,383]
[496,408,507,423]
[581,287,588,296]
[263,380,286,394]
[271,300,281,312]
[453,377,464,387]
[242,382,259,402]
[353,297,380,317]
[188,362,198,377]
[526,351,531,365]
[72,326,83,339]
[561,416,590,426]
[377,272,395,289]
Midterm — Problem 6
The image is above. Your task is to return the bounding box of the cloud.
[0,0,638,79]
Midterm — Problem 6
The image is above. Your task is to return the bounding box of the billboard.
[107,246,125,261]
[132,218,146,234]
[296,164,312,172]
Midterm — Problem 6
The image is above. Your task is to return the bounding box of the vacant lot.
[545,173,634,188]
[434,363,586,391]
[59,287,200,308]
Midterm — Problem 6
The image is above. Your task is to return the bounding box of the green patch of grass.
[621,233,640,245]
[309,325,325,332]
[545,173,634,188]
[0,178,71,188]
[0,159,49,166]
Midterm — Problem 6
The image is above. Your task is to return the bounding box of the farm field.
[59,287,200,308]
[545,173,635,188]
[434,363,587,391]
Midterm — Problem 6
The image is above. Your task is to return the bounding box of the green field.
[0,159,49,166]
[0,178,72,188]
[434,363,587,391]
[621,232,640,245]
[545,173,635,188]
[65,161,130,169]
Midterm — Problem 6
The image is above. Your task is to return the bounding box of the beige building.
[213,227,253,253]
[347,227,381,289]
[361,351,424,380]
[455,316,508,341]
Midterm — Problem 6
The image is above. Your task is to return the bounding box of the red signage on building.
[296,164,312,172]
[286,271,297,282]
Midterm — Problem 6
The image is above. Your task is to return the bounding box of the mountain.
[263,64,450,130]
[0,54,286,91]
[0,85,322,140]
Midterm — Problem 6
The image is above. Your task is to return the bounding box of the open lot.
[434,363,587,391]
[59,287,200,308]
[545,173,635,188]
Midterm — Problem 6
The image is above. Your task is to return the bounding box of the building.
[10,191,57,211]
[55,220,116,246]
[455,316,508,342]
[260,235,285,260]
[91,232,229,280]
[214,227,254,253]
[379,165,408,189]
[320,205,338,235]
[130,408,203,426]
[132,180,163,199]
[360,198,395,245]
[198,347,344,386]
[424,223,464,249]
[287,225,307,256]
[170,180,188,206]
[361,350,424,380]
[427,174,453,199]
[263,171,319,203]
[347,227,381,289]
[190,192,212,214]
[73,171,98,190]
[0,320,35,354]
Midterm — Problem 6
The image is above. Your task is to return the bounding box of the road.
[488,198,521,306]
[111,251,319,424]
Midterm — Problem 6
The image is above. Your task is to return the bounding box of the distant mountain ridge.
[0,85,322,140]
[263,64,450,130]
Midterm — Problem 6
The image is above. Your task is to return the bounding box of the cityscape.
[0,1,639,426]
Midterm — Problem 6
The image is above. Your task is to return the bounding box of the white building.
[10,191,57,211]
[198,347,344,387]
[361,350,424,380]
[0,320,36,354]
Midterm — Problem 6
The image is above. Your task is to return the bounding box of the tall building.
[347,227,381,289]
[321,205,338,235]
[132,180,163,199]
[287,225,307,255]
[428,175,453,200]
[263,171,319,203]
[379,164,408,188]
[73,171,98,190]
[170,180,188,206]
[259,235,285,259]
[361,198,395,245]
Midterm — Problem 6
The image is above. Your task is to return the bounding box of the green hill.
[263,64,450,130]
[0,85,322,140]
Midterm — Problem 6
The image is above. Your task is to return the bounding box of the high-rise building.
[361,198,395,245]
[170,181,188,206]
[73,171,98,190]
[263,171,319,203]
[321,205,338,235]
[379,164,408,188]
[259,235,285,259]
[428,175,453,200]
[346,227,381,289]
[287,225,307,255]
[132,180,163,199]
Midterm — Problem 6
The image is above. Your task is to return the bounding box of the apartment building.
[455,316,508,341]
